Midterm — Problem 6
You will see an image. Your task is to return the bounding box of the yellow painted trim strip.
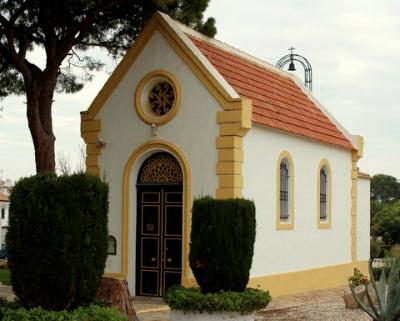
[317,159,332,229]
[218,149,244,162]
[81,131,100,144]
[80,116,102,174]
[216,162,243,175]
[276,151,295,230]
[216,136,243,149]
[216,188,242,199]
[248,261,368,297]
[122,140,192,286]
[86,143,102,155]
[218,175,243,188]
[186,261,368,297]
[81,119,101,133]
[351,151,359,262]
[86,166,100,176]
[215,98,252,199]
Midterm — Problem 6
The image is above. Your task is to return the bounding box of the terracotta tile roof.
[0,193,9,202]
[188,36,354,150]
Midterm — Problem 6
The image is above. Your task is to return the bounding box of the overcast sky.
[1,0,399,182]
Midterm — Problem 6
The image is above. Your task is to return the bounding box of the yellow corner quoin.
[276,151,295,230]
[80,116,102,175]
[121,140,192,286]
[317,159,332,229]
[134,69,182,126]
[215,97,252,199]
[350,135,364,262]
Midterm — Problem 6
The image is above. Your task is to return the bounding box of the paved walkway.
[0,284,367,321]
[134,286,357,321]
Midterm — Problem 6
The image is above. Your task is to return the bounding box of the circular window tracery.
[135,70,181,125]
[148,81,176,116]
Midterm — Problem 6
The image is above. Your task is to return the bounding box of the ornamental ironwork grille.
[320,168,328,220]
[138,152,183,184]
[280,160,290,220]
[148,82,176,116]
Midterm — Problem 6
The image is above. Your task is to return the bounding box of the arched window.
[280,159,290,221]
[318,160,332,228]
[276,152,294,229]
[320,167,328,220]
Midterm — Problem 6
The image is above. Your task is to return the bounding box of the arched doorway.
[135,152,183,296]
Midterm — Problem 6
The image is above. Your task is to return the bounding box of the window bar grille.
[280,161,289,220]
[320,169,327,220]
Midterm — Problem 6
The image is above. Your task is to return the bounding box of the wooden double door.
[136,184,183,296]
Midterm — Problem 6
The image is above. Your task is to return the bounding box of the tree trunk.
[26,78,57,174]
[96,278,139,321]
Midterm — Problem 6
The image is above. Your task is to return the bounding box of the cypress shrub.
[6,173,109,310]
[189,197,256,293]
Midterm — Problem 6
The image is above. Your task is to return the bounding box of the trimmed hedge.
[6,173,109,310]
[189,197,256,293]
[164,286,270,314]
[0,300,127,321]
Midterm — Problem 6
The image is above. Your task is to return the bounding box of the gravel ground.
[255,299,372,321]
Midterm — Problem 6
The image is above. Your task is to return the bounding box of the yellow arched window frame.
[276,151,295,230]
[317,159,332,229]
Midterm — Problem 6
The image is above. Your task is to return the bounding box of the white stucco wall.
[243,125,354,276]
[96,31,221,292]
[357,177,370,261]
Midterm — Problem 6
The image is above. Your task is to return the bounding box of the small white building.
[81,12,370,297]
[0,179,11,248]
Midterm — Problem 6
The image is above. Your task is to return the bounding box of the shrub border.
[164,286,271,315]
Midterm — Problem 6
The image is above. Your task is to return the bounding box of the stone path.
[134,285,371,321]
[0,284,371,321]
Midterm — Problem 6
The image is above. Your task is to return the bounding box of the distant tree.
[0,0,216,174]
[371,174,400,203]
[373,201,400,245]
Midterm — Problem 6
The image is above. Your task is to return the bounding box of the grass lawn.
[0,269,11,286]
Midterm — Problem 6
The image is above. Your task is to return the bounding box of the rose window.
[148,82,176,116]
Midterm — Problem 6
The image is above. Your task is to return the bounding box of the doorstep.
[132,296,170,321]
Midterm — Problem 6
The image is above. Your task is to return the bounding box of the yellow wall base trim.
[248,261,368,297]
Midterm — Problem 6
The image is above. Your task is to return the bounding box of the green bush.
[373,202,400,245]
[6,173,109,310]
[0,269,11,286]
[0,304,126,321]
[189,197,256,293]
[164,286,270,314]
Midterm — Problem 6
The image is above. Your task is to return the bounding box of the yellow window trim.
[317,159,332,229]
[276,151,295,230]
[135,70,182,126]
